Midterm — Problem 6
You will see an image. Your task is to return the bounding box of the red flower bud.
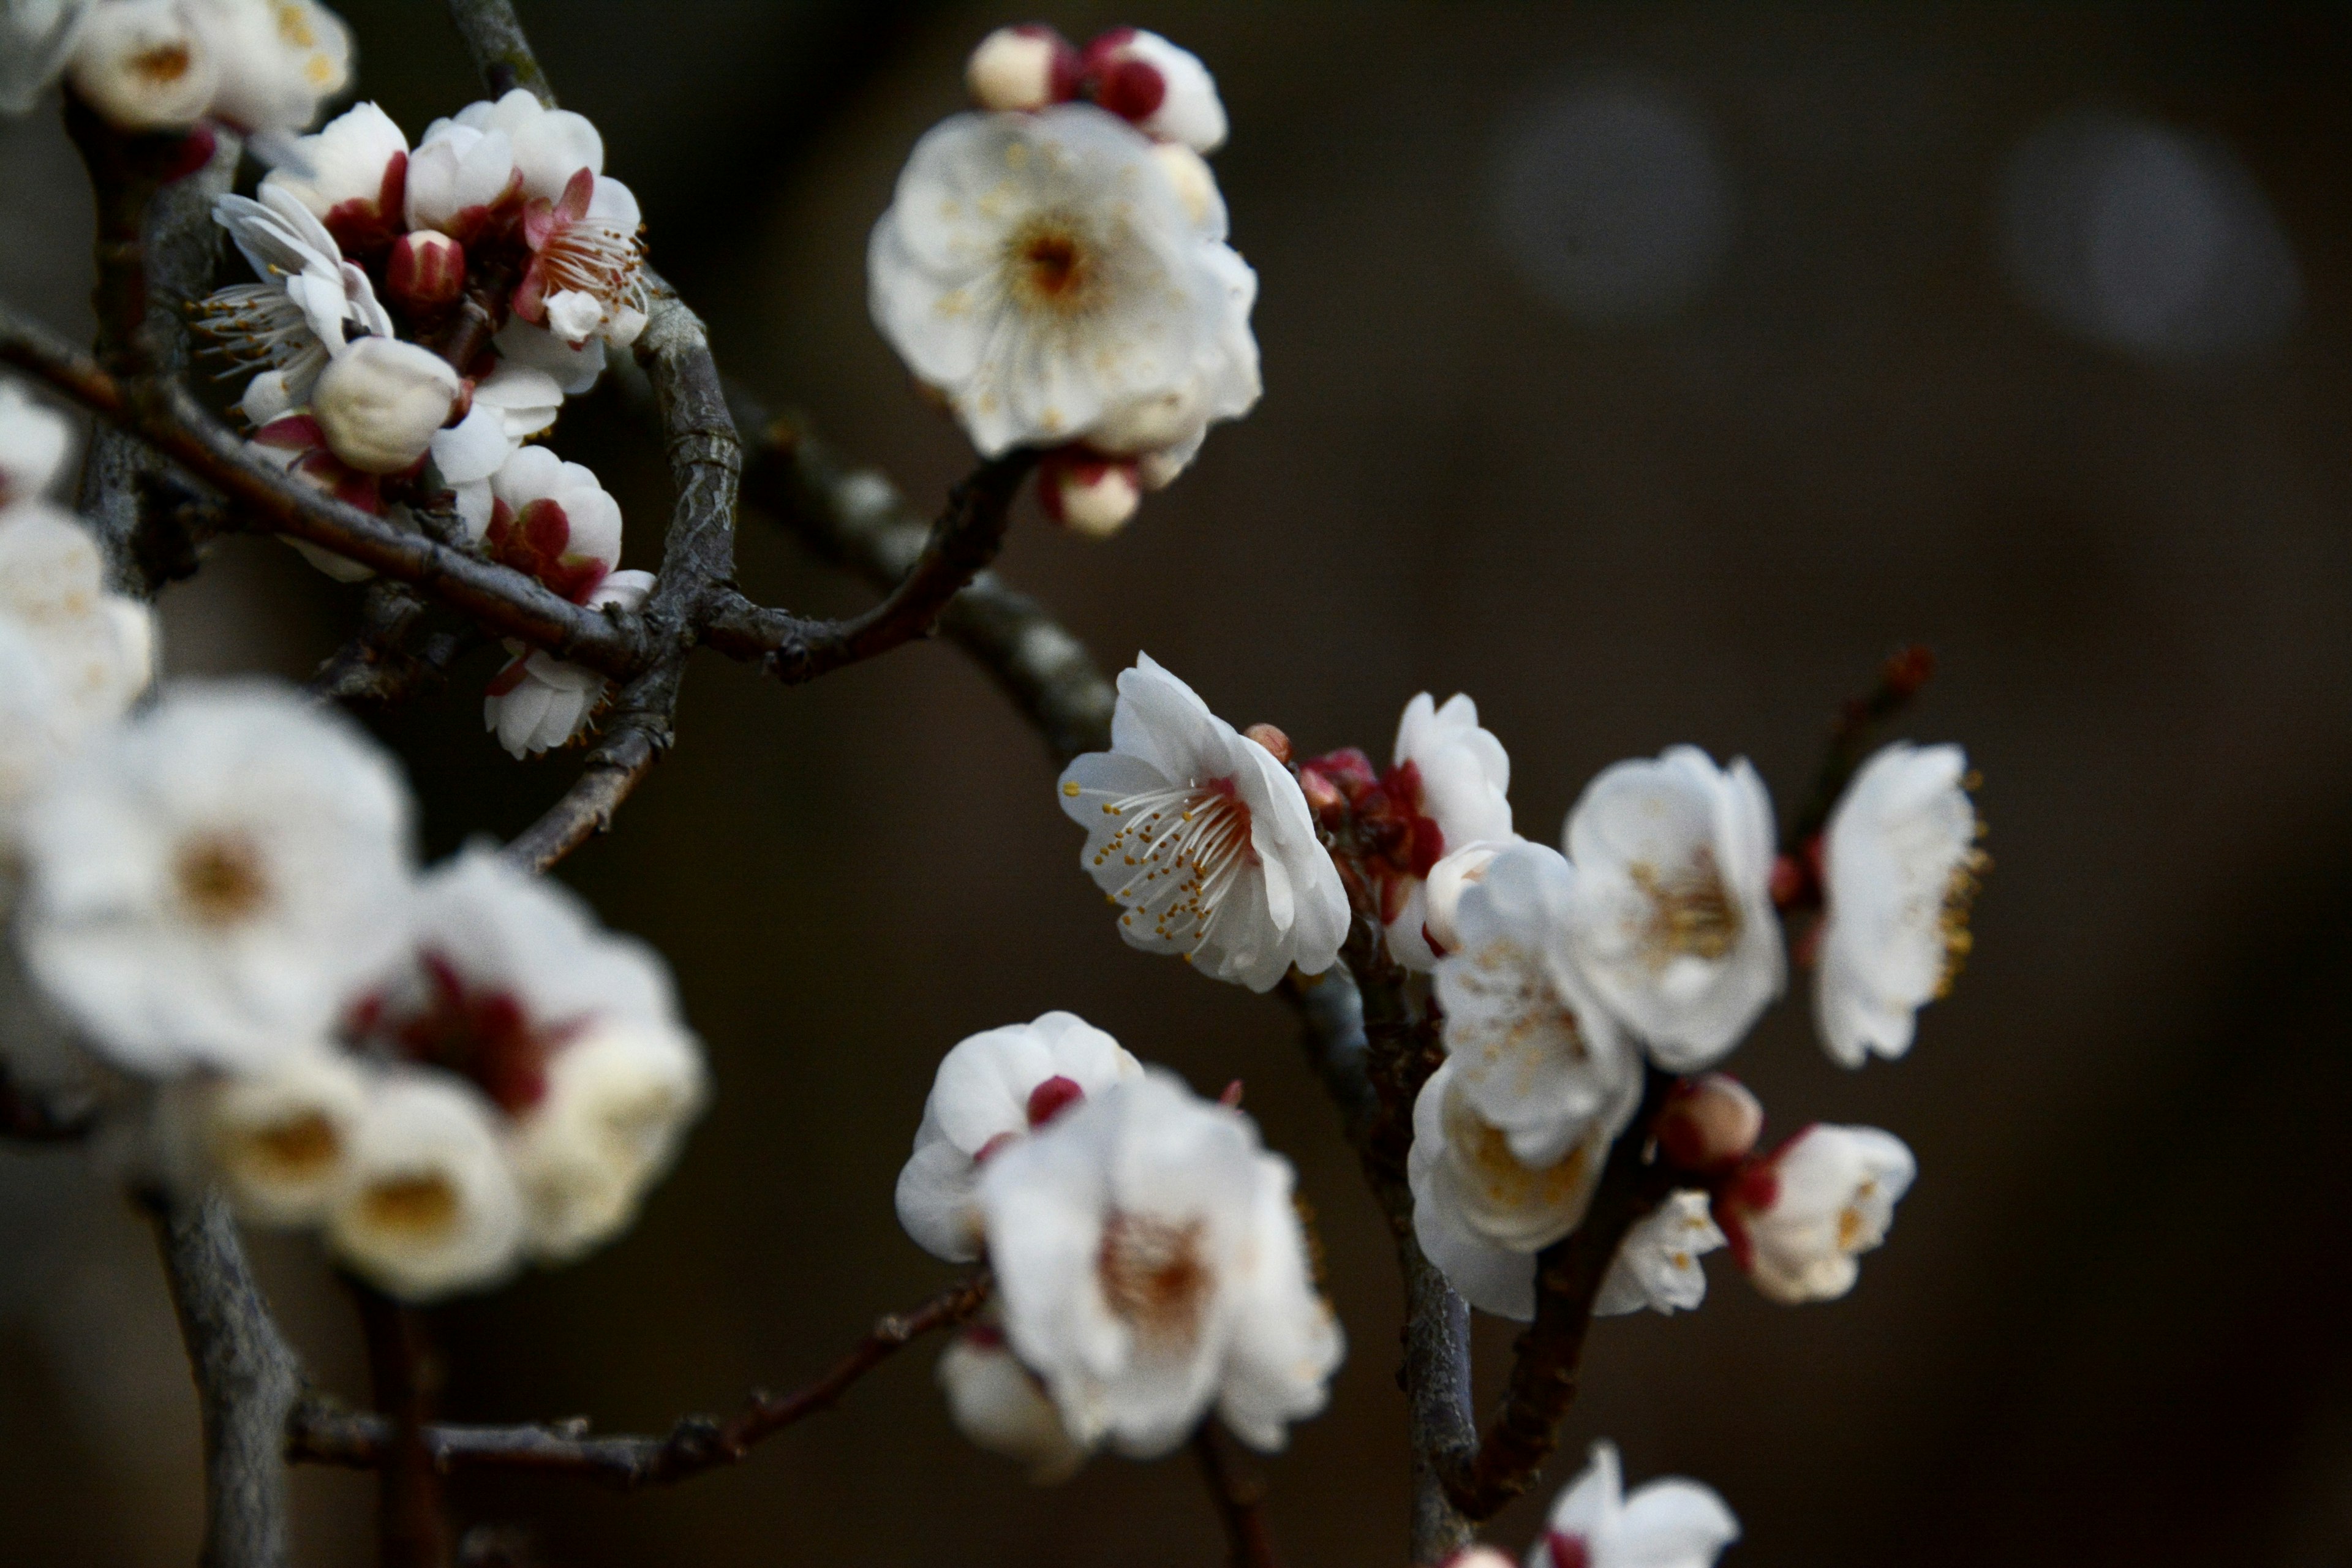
[386,229,467,318]
[1655,1074,1764,1174]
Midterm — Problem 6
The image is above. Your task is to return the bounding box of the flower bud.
[1440,1550,1516,1568]
[1038,450,1141,538]
[1080,28,1227,153]
[312,337,462,475]
[386,230,467,317]
[1422,842,1507,957]
[1654,1074,1763,1175]
[67,0,219,132]
[965,24,1082,113]
[1242,723,1291,765]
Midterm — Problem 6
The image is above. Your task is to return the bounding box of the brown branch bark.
[288,1272,992,1488]
[442,0,557,106]
[1787,643,1937,846]
[1191,1422,1283,1568]
[350,1283,453,1568]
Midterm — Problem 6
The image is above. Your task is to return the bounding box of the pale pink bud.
[1654,1074,1763,1175]
[386,230,467,317]
[1242,723,1291,765]
[965,24,1081,113]
[1038,451,1140,538]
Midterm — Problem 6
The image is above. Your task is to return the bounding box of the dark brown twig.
[350,1281,453,1568]
[1788,644,1937,847]
[288,1272,992,1488]
[1191,1421,1283,1568]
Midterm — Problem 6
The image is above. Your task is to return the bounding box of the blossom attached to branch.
[1532,1442,1739,1568]
[1591,1190,1724,1318]
[1713,1123,1915,1305]
[20,0,352,135]
[937,1311,1091,1483]
[1058,654,1347,992]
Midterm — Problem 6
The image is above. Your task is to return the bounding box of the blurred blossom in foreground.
[1531,1441,1739,1568]
[2000,110,2301,364]
[1489,77,1732,327]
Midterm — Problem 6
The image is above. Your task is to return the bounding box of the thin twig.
[1190,1421,1283,1568]
[442,0,557,105]
[350,1281,453,1568]
[287,1272,992,1488]
[1787,643,1937,848]
[500,695,669,872]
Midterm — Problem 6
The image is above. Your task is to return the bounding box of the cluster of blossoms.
[1,0,350,143]
[1052,655,1980,1329]
[0,379,704,1301]
[869,25,1257,536]
[898,1012,1340,1480]
[196,91,653,756]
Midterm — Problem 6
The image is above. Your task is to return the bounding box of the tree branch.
[349,1282,453,1568]
[1787,643,1937,847]
[1191,1421,1283,1568]
[287,1272,992,1488]
[442,0,557,106]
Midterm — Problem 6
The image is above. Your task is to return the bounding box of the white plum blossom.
[1529,1442,1740,1568]
[190,0,350,140]
[482,568,651,758]
[1423,842,1507,959]
[437,88,601,205]
[1080,28,1228,154]
[895,1009,1142,1262]
[325,1068,525,1300]
[474,442,622,593]
[428,359,565,527]
[259,100,408,252]
[0,379,73,511]
[16,681,412,1074]
[517,167,648,349]
[1716,1124,1915,1305]
[405,117,522,241]
[936,1312,1091,1483]
[0,502,157,737]
[978,1069,1341,1456]
[344,847,702,1262]
[1379,692,1516,969]
[869,102,1257,462]
[201,184,394,425]
[1434,843,1638,1167]
[1057,654,1347,992]
[1815,742,1984,1068]
[159,1043,371,1225]
[1593,1190,1725,1317]
[1564,747,1784,1071]
[311,334,461,475]
[66,0,217,130]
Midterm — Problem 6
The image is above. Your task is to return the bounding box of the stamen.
[1630,850,1740,965]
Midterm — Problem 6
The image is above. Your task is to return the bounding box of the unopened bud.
[1299,767,1347,819]
[965,24,1082,113]
[68,0,220,132]
[1038,451,1141,538]
[386,230,466,317]
[312,337,462,475]
[1080,28,1227,153]
[1422,842,1506,957]
[1655,1074,1764,1174]
[1441,1551,1516,1568]
[1242,723,1291,764]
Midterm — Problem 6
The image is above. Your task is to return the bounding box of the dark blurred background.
[6,2,2352,1562]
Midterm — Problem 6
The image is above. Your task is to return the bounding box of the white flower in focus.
[1528,1442,1740,1568]
[0,379,73,511]
[1057,654,1347,992]
[0,503,156,734]
[201,185,393,424]
[311,335,461,475]
[978,1070,1342,1456]
[1435,843,1638,1167]
[189,0,352,137]
[256,99,407,251]
[405,119,519,243]
[1080,28,1228,154]
[325,1069,524,1300]
[1564,747,1783,1070]
[477,442,621,596]
[1815,742,1984,1068]
[428,359,564,519]
[1423,842,1508,959]
[66,0,217,130]
[1593,1190,1724,1317]
[443,88,601,203]
[895,1009,1142,1262]
[1716,1124,1914,1305]
[1379,692,1515,970]
[482,569,650,758]
[937,1314,1091,1483]
[17,681,412,1074]
[869,104,1255,459]
[1406,1059,1630,1322]
[1,0,94,116]
[160,1044,370,1224]
[494,314,603,396]
[505,1017,707,1262]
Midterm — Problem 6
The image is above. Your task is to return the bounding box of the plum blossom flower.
[190,0,351,141]
[0,621,70,820]
[516,165,649,349]
[66,0,218,130]
[15,681,413,1075]
[1423,842,1507,959]
[937,1312,1091,1483]
[475,443,620,597]
[0,379,73,511]
[1815,742,1985,1068]
[1366,692,1515,969]
[1714,1123,1914,1305]
[895,1010,1142,1262]
[404,117,522,244]
[436,88,602,206]
[427,359,564,527]
[1080,28,1227,154]
[869,102,1257,462]
[311,334,460,475]
[1564,747,1783,1071]
[483,569,652,758]
[200,184,395,426]
[1057,654,1347,992]
[978,1069,1343,1455]
[0,502,157,737]
[158,1042,371,1225]
[1593,1190,1725,1317]
[344,847,703,1261]
[1529,1442,1740,1568]
[325,1068,525,1300]
[258,100,407,254]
